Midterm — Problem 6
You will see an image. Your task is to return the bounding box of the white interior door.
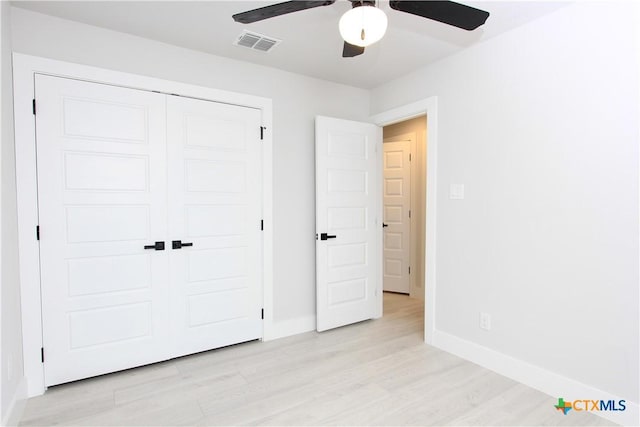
[382,140,411,294]
[166,96,263,357]
[36,75,171,386]
[315,116,382,332]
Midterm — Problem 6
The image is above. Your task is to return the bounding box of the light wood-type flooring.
[19,293,613,426]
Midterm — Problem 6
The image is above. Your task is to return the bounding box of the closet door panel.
[35,75,171,386]
[167,96,263,357]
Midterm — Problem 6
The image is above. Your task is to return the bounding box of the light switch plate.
[450,184,465,200]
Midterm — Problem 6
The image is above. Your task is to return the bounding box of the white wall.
[372,1,639,409]
[1,2,26,425]
[10,7,370,328]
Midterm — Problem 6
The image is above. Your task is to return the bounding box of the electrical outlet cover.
[480,312,491,331]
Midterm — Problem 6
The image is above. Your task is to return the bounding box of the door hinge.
[260,126,265,140]
[260,220,264,231]
[36,225,40,240]
[261,308,264,319]
[409,266,411,275]
[409,153,412,161]
[409,210,411,218]
[32,99,36,115]
[41,347,44,363]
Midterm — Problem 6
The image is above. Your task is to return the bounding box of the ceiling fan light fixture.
[339,5,387,48]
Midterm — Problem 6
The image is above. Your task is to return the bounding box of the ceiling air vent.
[234,31,281,53]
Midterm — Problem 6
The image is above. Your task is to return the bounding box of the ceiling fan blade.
[389,1,489,31]
[342,42,365,58]
[233,1,336,24]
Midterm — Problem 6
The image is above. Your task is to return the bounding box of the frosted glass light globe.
[339,6,388,48]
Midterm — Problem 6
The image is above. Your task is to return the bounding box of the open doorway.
[314,97,437,342]
[371,97,437,343]
[382,116,427,318]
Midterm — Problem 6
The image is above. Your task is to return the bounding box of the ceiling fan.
[232,1,490,58]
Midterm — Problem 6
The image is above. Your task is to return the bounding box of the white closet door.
[35,75,171,386]
[166,96,263,357]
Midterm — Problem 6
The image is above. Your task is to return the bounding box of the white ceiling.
[11,0,568,89]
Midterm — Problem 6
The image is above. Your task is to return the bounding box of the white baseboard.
[432,330,639,426]
[265,315,316,341]
[1,377,27,427]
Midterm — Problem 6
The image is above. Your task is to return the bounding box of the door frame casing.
[370,97,438,344]
[12,53,274,397]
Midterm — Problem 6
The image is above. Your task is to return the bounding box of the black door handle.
[320,233,337,241]
[383,223,389,228]
[172,240,194,249]
[144,241,165,251]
